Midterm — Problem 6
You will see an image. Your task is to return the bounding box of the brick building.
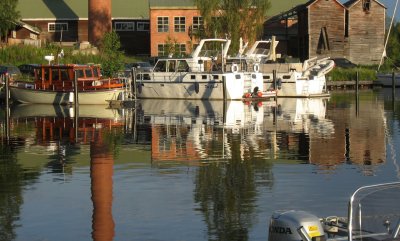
[16,0,150,55]
[149,0,200,57]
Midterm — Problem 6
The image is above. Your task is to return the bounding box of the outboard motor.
[268,210,326,241]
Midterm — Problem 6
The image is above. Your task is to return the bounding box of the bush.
[327,67,377,81]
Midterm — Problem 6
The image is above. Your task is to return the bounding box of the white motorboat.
[268,182,400,241]
[229,37,335,97]
[133,38,266,100]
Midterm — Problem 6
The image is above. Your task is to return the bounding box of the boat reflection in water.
[8,104,125,241]
[135,98,334,165]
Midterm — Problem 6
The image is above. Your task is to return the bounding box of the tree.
[99,31,124,77]
[0,0,20,42]
[193,0,271,54]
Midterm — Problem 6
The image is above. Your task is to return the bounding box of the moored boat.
[229,37,334,97]
[7,64,126,105]
[133,38,266,100]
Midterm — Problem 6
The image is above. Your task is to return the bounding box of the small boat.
[7,64,126,105]
[229,37,335,97]
[133,38,267,100]
[376,73,400,87]
[268,181,400,241]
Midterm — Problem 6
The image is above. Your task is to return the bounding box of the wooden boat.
[133,38,268,100]
[8,64,126,105]
[229,37,334,97]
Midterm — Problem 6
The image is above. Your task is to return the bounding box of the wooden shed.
[344,0,386,65]
[297,0,346,61]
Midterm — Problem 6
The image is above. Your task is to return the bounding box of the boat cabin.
[31,64,123,91]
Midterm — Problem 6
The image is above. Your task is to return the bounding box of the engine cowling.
[268,210,326,241]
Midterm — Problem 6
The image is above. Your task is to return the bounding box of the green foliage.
[0,0,20,40]
[385,22,400,69]
[99,31,124,77]
[327,67,377,81]
[194,0,271,54]
[0,44,101,66]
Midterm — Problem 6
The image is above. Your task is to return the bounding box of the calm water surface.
[1,89,400,241]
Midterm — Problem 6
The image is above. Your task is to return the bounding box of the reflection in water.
[2,104,123,241]
[91,138,115,241]
[136,98,335,165]
[0,91,395,241]
[136,98,335,240]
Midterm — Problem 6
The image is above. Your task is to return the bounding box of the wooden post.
[356,71,359,94]
[131,67,137,100]
[5,74,10,141]
[392,71,396,97]
[74,71,79,143]
[273,70,277,90]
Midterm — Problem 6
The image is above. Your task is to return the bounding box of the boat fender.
[194,82,199,94]
[277,78,282,90]
[137,83,142,94]
[231,64,239,73]
[92,80,102,86]
[253,64,260,73]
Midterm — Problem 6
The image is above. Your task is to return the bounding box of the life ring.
[253,64,260,73]
[231,64,239,73]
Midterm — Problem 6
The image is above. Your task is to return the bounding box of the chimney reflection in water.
[90,132,115,241]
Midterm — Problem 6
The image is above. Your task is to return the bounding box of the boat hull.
[264,74,328,97]
[9,86,125,105]
[135,73,253,100]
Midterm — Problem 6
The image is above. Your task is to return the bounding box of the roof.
[17,0,149,20]
[149,0,196,8]
[344,0,386,9]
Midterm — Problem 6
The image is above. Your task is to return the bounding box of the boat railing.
[347,182,400,241]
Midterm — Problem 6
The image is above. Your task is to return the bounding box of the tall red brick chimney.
[88,0,112,46]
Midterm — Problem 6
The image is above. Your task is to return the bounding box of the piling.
[131,67,137,100]
[392,71,396,97]
[273,70,277,90]
[74,71,79,143]
[5,75,10,141]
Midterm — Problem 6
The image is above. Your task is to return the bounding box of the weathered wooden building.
[297,0,347,61]
[264,0,386,65]
[344,0,386,65]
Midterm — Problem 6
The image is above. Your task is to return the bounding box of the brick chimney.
[88,0,112,46]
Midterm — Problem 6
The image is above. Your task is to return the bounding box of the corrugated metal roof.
[149,0,196,8]
[267,0,309,16]
[17,0,309,20]
[17,0,149,20]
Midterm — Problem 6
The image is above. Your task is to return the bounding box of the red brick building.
[149,1,201,57]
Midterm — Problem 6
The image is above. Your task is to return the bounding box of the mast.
[378,0,399,70]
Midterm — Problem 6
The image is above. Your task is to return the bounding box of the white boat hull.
[136,73,257,100]
[9,86,125,105]
[263,73,328,97]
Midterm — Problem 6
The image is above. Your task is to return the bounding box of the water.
[1,89,400,241]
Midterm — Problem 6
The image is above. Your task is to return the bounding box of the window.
[157,17,169,32]
[363,0,371,11]
[137,22,150,31]
[158,44,166,56]
[192,16,204,31]
[175,44,186,56]
[48,23,68,32]
[115,22,135,31]
[174,17,186,32]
